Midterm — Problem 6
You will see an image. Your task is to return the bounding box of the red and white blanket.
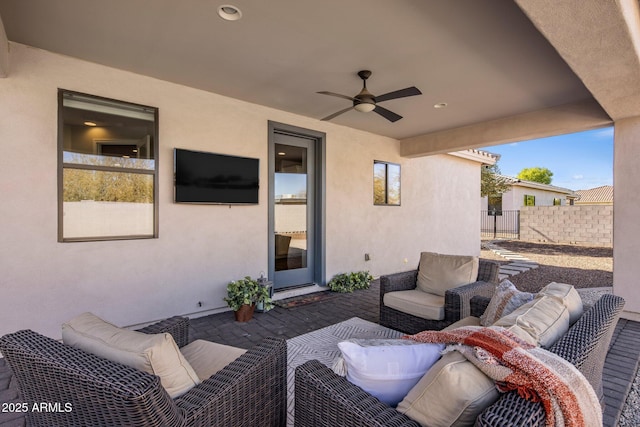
[404,326,602,427]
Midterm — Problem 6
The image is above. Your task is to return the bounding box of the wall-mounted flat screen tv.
[174,148,259,204]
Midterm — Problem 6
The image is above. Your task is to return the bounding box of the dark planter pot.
[234,304,255,322]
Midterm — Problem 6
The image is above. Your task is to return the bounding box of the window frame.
[373,160,401,206]
[524,194,536,206]
[57,89,159,242]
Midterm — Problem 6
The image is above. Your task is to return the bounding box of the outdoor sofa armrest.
[476,259,500,284]
[380,270,419,294]
[474,294,625,427]
[444,280,496,321]
[470,295,491,318]
[175,336,287,427]
[294,359,421,427]
[136,315,190,348]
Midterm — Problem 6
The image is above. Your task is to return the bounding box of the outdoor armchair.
[0,316,287,427]
[380,257,500,333]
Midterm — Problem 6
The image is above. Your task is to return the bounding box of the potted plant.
[224,276,274,322]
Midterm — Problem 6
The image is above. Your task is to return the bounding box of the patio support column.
[0,15,8,77]
[613,116,640,320]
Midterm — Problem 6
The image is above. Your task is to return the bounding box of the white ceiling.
[0,0,619,140]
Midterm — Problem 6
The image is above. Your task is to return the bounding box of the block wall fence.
[519,205,613,247]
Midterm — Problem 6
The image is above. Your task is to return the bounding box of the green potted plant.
[224,276,274,322]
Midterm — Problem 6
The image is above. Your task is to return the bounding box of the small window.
[374,161,400,206]
[58,90,158,241]
[524,194,536,206]
[553,198,561,206]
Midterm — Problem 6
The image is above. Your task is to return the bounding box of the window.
[58,90,158,241]
[524,194,536,206]
[374,161,400,206]
[553,198,562,206]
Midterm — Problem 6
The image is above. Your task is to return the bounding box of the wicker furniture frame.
[295,293,625,427]
[0,316,287,427]
[379,259,500,333]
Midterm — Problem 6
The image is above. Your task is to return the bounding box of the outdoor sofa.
[380,253,500,333]
[0,315,287,427]
[295,292,625,427]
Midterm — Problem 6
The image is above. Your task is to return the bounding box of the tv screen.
[174,148,259,204]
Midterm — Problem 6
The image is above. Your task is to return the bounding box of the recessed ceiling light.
[218,5,242,21]
[433,102,448,109]
[83,121,97,126]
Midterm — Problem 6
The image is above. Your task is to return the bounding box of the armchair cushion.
[416,252,479,296]
[479,279,534,326]
[383,289,445,320]
[62,312,200,398]
[397,351,499,427]
[336,339,444,407]
[180,339,247,381]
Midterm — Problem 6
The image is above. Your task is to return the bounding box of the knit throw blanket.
[404,326,602,427]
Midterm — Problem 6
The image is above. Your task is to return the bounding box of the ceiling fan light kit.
[317,70,422,122]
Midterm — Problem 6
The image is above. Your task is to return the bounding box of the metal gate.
[481,210,520,239]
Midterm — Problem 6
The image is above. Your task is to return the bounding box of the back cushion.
[537,282,583,324]
[62,312,200,398]
[397,351,499,427]
[492,295,570,348]
[416,252,479,296]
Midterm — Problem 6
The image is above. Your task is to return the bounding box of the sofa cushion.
[480,279,534,326]
[62,312,200,398]
[492,295,570,348]
[397,351,499,427]
[538,282,583,324]
[180,339,247,381]
[336,339,444,407]
[443,315,481,330]
[416,252,479,296]
[383,289,445,320]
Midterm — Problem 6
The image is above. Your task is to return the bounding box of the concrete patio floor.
[1,279,638,426]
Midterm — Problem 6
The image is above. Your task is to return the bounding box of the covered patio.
[1,1,640,426]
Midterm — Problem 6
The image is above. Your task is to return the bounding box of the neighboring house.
[482,175,577,212]
[574,185,614,205]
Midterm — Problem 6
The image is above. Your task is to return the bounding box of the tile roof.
[575,185,613,204]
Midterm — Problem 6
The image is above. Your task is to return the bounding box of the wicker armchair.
[380,259,500,333]
[295,294,625,427]
[0,316,287,427]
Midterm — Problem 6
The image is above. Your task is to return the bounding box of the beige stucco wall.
[0,43,482,339]
[614,116,640,319]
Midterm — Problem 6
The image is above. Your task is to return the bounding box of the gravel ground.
[481,240,613,293]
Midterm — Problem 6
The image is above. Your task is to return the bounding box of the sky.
[480,127,614,191]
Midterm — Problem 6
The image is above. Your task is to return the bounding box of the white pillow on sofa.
[62,312,201,398]
[537,282,583,324]
[337,339,444,407]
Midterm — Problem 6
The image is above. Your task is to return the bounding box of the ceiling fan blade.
[375,86,422,103]
[373,105,403,122]
[321,106,355,121]
[316,91,356,102]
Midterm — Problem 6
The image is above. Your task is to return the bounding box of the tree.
[481,163,511,198]
[516,167,553,184]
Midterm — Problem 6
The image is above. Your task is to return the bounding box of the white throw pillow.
[480,280,534,326]
[537,282,583,324]
[337,339,444,407]
[62,312,200,398]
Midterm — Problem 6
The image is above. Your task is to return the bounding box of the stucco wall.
[519,205,613,247]
[614,116,640,319]
[0,43,483,338]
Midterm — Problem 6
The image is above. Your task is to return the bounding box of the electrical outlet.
[364,253,371,261]
[197,301,203,307]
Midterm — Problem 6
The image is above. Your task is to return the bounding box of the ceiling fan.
[317,70,422,123]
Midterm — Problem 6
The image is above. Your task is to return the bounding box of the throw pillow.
[416,252,480,296]
[480,279,534,326]
[492,295,570,348]
[537,282,584,324]
[62,312,201,398]
[336,338,444,407]
[397,351,500,427]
